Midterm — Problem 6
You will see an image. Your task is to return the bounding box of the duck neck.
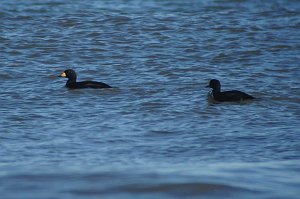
[67,76,76,84]
[212,87,221,93]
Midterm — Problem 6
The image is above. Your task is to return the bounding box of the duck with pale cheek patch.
[206,79,255,102]
[59,69,112,89]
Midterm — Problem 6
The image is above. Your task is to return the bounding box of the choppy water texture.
[1,0,300,198]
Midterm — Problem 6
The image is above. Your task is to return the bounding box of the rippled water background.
[1,0,300,198]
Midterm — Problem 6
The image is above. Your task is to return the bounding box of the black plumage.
[59,69,111,89]
[207,79,255,102]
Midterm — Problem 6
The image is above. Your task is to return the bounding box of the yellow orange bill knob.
[60,72,66,77]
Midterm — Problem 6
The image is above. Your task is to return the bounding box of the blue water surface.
[1,0,300,198]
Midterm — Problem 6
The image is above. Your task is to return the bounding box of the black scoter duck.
[206,79,255,102]
[59,69,111,89]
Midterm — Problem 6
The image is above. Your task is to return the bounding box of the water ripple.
[1,0,300,198]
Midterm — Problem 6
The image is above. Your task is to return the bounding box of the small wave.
[270,97,300,103]
[119,182,252,196]
[270,45,294,51]
[0,74,13,80]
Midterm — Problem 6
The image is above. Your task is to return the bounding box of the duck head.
[59,69,77,82]
[206,79,221,92]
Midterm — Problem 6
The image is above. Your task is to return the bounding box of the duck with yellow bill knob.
[59,69,112,89]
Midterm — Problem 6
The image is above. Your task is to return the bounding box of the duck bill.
[59,72,66,77]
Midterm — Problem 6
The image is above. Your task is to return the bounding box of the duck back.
[66,81,111,89]
[213,90,255,102]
